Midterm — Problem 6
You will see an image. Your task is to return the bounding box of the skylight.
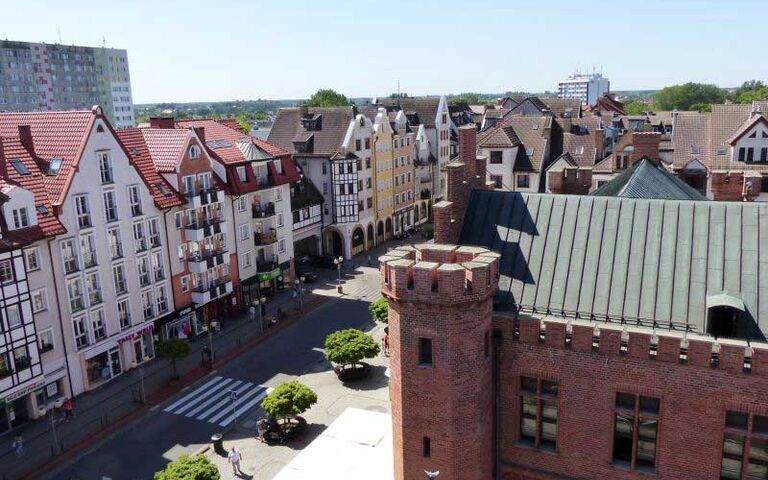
[219,140,233,148]
[532,124,539,130]
[206,140,222,149]
[129,147,141,156]
[36,205,48,215]
[526,147,535,156]
[155,182,172,197]
[10,159,30,175]
[48,157,63,176]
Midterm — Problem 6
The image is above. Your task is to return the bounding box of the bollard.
[211,433,225,455]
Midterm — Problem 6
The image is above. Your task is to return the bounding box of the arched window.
[189,145,200,159]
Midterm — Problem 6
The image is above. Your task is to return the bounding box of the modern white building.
[557,72,610,105]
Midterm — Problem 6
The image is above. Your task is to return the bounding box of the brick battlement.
[514,314,768,375]
[380,244,500,305]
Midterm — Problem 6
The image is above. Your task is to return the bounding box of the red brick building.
[383,127,768,480]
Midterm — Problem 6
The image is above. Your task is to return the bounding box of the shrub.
[154,455,219,480]
[325,329,380,369]
[156,339,191,378]
[369,297,388,324]
[262,380,318,423]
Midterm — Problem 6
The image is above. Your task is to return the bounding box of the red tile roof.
[115,128,185,209]
[138,128,191,172]
[0,136,65,250]
[0,109,95,206]
[176,119,289,163]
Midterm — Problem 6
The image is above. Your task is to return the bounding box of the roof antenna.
[57,26,62,44]
[102,36,106,48]
[397,79,401,108]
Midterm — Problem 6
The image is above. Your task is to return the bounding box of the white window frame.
[128,185,142,216]
[75,194,91,228]
[12,207,29,229]
[31,288,47,313]
[189,145,200,159]
[174,212,183,229]
[278,238,286,254]
[98,151,113,184]
[103,190,118,222]
[237,197,247,212]
[6,305,21,328]
[180,275,190,293]
[24,247,40,271]
[239,223,251,241]
[0,259,14,284]
[241,250,253,269]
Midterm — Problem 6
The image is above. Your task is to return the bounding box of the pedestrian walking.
[367,254,372,267]
[227,445,242,475]
[382,333,390,357]
[64,398,74,420]
[248,304,256,322]
[11,434,23,457]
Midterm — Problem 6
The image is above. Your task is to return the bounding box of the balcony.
[82,251,98,269]
[64,257,79,275]
[254,231,277,246]
[188,248,229,274]
[185,216,226,242]
[256,259,277,272]
[184,187,223,209]
[88,291,103,305]
[191,276,233,305]
[252,202,276,219]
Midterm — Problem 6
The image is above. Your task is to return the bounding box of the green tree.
[451,92,491,104]
[368,297,388,324]
[262,380,318,424]
[324,329,380,370]
[154,455,219,480]
[156,339,191,379]
[389,92,409,98]
[654,82,725,111]
[305,89,350,107]
[623,100,648,115]
[736,87,768,104]
[689,103,713,113]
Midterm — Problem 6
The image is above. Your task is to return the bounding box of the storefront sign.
[256,267,282,282]
[6,379,46,401]
[117,324,155,345]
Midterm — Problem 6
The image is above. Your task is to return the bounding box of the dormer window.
[301,114,322,131]
[691,145,701,154]
[273,159,283,175]
[189,145,200,159]
[525,147,535,157]
[12,207,29,229]
[237,166,247,182]
[706,294,745,339]
[717,147,727,156]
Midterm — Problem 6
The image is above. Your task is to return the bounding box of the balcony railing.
[88,291,103,305]
[252,202,276,219]
[120,314,132,330]
[256,260,277,272]
[14,356,30,371]
[254,231,277,246]
[75,336,89,349]
[70,298,85,313]
[154,268,165,281]
[139,273,151,287]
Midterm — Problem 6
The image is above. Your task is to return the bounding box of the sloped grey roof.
[591,158,708,201]
[459,190,768,339]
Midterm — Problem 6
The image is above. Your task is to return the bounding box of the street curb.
[26,295,332,480]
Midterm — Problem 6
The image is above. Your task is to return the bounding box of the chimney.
[18,125,34,157]
[149,117,175,129]
[629,132,663,165]
[193,126,206,145]
[458,125,477,182]
[299,104,309,119]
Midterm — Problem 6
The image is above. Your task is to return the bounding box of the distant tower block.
[381,244,500,480]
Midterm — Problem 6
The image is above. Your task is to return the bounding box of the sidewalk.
[0,278,333,480]
[205,322,390,479]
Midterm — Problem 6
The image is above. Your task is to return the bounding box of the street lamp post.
[299,275,305,307]
[131,355,151,404]
[207,320,217,368]
[333,256,344,294]
[39,398,64,455]
[254,296,267,335]
[230,389,238,425]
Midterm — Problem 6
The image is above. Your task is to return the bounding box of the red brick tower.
[381,244,500,480]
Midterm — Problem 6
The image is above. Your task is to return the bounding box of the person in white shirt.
[227,445,242,475]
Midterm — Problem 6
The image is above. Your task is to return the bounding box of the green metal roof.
[591,158,708,201]
[459,190,767,339]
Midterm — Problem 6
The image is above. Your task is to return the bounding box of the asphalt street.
[45,265,383,480]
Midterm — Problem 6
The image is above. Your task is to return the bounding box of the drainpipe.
[492,328,503,480]
[46,240,74,399]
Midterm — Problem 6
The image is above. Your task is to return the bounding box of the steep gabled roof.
[114,128,185,209]
[374,97,443,128]
[178,118,288,163]
[268,107,356,156]
[0,136,65,249]
[726,114,768,145]
[137,128,192,172]
[590,158,707,200]
[0,109,95,206]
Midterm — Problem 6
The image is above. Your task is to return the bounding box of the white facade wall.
[49,118,170,395]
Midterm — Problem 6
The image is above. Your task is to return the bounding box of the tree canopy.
[262,381,318,421]
[654,83,725,111]
[368,297,388,324]
[730,80,768,104]
[450,92,496,105]
[623,100,649,115]
[305,89,350,107]
[154,455,219,480]
[324,329,380,368]
[156,339,191,360]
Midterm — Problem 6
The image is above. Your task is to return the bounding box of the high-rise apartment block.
[0,40,133,128]
[557,71,610,105]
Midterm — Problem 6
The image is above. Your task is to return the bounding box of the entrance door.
[109,348,122,377]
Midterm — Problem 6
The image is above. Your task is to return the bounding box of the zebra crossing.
[163,376,271,427]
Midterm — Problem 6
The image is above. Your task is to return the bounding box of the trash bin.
[211,433,225,455]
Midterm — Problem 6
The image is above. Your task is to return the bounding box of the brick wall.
[494,314,768,480]
[629,132,662,164]
[382,245,500,480]
[547,167,592,195]
[709,172,754,201]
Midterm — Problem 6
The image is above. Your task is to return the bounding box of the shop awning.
[256,267,282,282]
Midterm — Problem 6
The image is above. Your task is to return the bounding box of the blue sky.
[3,0,767,103]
